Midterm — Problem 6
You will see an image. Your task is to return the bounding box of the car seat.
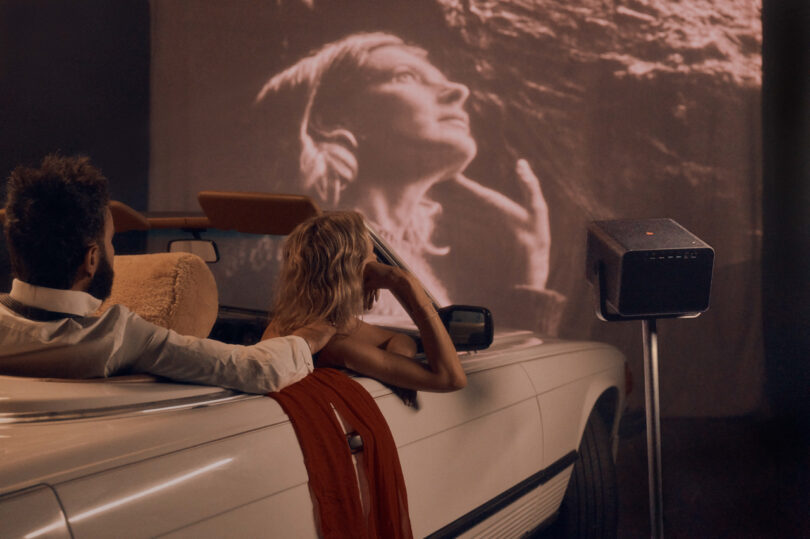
[97,252,219,338]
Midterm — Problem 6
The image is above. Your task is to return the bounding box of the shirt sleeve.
[105,306,313,393]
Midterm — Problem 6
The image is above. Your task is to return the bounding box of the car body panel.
[1,390,274,494]
[56,422,309,537]
[0,331,624,537]
[160,484,318,538]
[0,375,226,415]
[0,485,72,539]
[457,468,572,538]
[393,392,542,536]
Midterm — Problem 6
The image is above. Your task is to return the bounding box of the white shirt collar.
[9,279,102,316]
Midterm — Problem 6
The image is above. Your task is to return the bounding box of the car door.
[365,361,544,538]
[1,376,317,538]
[0,485,72,538]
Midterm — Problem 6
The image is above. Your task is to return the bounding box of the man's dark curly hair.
[3,154,110,289]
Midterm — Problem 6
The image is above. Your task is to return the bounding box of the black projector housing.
[586,218,714,319]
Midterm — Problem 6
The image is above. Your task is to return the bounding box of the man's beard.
[87,252,114,301]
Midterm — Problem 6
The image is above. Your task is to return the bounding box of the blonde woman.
[263,211,466,393]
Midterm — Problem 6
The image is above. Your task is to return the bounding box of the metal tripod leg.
[642,318,663,538]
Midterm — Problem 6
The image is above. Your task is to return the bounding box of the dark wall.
[0,0,149,288]
[0,0,149,206]
[762,0,810,432]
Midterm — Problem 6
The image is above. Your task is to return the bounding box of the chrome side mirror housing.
[438,305,494,351]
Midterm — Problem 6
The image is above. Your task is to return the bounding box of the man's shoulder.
[88,302,171,342]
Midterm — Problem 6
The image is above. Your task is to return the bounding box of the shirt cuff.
[287,335,315,373]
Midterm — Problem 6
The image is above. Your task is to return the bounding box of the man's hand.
[291,320,337,354]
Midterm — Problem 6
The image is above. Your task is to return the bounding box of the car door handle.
[347,432,363,454]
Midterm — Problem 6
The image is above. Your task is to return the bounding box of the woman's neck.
[351,177,437,233]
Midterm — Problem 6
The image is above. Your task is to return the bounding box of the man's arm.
[109,307,335,394]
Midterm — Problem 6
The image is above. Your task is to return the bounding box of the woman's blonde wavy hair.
[255,32,427,207]
[269,211,370,335]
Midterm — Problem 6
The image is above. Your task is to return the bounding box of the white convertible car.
[0,192,627,538]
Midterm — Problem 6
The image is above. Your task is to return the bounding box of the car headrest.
[97,252,218,338]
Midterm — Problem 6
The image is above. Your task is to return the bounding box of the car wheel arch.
[576,376,623,443]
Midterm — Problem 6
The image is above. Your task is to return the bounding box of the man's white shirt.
[0,279,313,393]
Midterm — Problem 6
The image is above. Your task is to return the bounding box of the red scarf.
[269,368,413,538]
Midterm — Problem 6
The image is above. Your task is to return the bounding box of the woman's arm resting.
[351,319,417,358]
[362,262,467,391]
[318,333,460,392]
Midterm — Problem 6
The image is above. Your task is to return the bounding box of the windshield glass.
[145,226,415,329]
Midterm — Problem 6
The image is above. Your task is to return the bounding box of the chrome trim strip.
[0,391,256,424]
[425,450,578,538]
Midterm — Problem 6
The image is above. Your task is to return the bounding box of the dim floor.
[615,414,809,538]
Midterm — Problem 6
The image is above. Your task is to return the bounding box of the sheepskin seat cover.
[98,252,218,338]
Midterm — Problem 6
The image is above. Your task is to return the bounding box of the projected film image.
[150,0,761,414]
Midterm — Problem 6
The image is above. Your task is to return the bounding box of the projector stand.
[595,269,665,538]
[642,318,663,539]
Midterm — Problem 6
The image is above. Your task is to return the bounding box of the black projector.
[586,218,714,319]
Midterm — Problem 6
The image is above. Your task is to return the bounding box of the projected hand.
[454,159,551,290]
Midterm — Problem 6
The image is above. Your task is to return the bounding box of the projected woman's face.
[353,45,477,178]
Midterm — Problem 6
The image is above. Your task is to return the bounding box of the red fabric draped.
[269,368,413,538]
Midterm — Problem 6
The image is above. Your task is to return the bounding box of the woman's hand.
[454,159,551,290]
[362,260,411,310]
[363,260,407,291]
[337,261,467,392]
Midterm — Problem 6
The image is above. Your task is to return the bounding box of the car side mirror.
[168,239,220,263]
[438,305,494,351]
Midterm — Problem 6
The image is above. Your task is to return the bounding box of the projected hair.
[256,32,427,206]
[270,211,370,335]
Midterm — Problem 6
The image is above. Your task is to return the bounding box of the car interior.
[106,191,323,348]
[0,191,492,385]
